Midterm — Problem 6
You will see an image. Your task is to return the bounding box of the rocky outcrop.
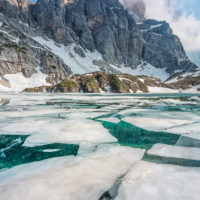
[168,76,200,91]
[0,32,38,78]
[24,70,200,93]
[0,98,10,106]
[24,71,170,93]
[166,70,200,91]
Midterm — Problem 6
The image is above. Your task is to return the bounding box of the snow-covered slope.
[0,72,49,92]
[32,36,102,75]
[165,69,200,93]
[32,36,170,81]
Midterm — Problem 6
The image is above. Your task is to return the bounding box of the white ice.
[98,117,121,124]
[0,145,145,200]
[123,114,200,141]
[166,122,200,140]
[123,116,192,132]
[115,161,200,200]
[1,119,117,147]
[148,144,200,160]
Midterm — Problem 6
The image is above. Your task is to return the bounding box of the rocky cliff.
[0,0,198,92]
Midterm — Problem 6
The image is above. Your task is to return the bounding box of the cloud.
[144,0,200,53]
[119,0,146,21]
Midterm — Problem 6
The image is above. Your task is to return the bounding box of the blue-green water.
[0,93,200,169]
[1,93,200,200]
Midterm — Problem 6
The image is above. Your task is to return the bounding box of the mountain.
[0,0,199,92]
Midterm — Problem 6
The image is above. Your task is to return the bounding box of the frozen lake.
[0,93,200,200]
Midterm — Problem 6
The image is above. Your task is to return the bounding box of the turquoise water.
[0,93,200,169]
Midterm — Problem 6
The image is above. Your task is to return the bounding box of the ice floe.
[115,161,200,200]
[123,117,192,132]
[147,144,200,160]
[1,119,117,147]
[0,93,200,200]
[98,117,121,124]
[0,145,145,200]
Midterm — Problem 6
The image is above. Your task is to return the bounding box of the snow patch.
[132,62,169,81]
[150,24,162,29]
[0,29,20,44]
[32,36,102,74]
[167,70,200,83]
[138,78,145,83]
[0,72,50,92]
[148,86,179,93]
[109,62,169,81]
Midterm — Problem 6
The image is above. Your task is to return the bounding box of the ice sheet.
[0,145,145,200]
[98,117,121,124]
[115,161,200,200]
[1,119,117,147]
[166,122,200,140]
[123,117,191,132]
[148,144,200,160]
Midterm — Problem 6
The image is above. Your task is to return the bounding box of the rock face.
[63,0,143,67]
[0,11,72,84]
[138,19,197,73]
[0,0,198,91]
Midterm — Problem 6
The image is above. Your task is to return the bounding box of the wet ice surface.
[0,145,145,200]
[115,161,200,200]
[0,92,200,200]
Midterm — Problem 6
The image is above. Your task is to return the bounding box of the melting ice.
[0,92,200,200]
